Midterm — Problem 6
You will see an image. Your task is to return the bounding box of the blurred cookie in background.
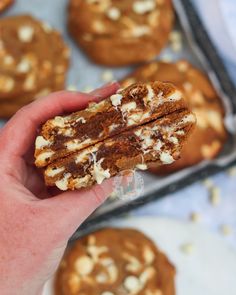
[0,0,14,13]
[68,0,174,66]
[0,15,70,118]
[55,228,175,295]
[121,60,227,173]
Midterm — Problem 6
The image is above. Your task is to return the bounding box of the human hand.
[0,82,119,295]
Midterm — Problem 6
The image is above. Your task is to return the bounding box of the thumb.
[41,179,114,240]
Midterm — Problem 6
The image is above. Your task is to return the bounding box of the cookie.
[0,0,13,13]
[68,0,174,66]
[55,228,176,295]
[35,82,196,190]
[121,60,227,173]
[0,15,70,118]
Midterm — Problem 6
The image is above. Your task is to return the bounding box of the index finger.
[0,82,120,158]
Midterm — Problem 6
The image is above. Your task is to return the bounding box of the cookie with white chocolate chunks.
[0,15,70,118]
[121,60,227,173]
[45,109,195,190]
[35,81,189,168]
[55,228,176,295]
[0,0,13,13]
[68,0,174,66]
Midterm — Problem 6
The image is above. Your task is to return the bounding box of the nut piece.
[74,256,94,276]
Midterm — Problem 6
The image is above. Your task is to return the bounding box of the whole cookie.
[0,15,70,118]
[68,0,174,66]
[55,228,176,295]
[121,60,227,173]
[0,0,13,13]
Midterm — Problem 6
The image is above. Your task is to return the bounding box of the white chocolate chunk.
[110,94,123,106]
[124,276,142,293]
[101,70,114,82]
[17,58,31,73]
[143,246,155,264]
[46,167,65,178]
[55,173,71,191]
[121,101,137,112]
[36,151,54,165]
[66,138,90,151]
[136,164,148,170]
[74,256,94,276]
[169,136,178,144]
[160,152,174,164]
[87,245,108,262]
[139,267,155,284]
[101,292,114,295]
[145,85,155,104]
[74,175,91,189]
[52,116,66,128]
[92,158,110,184]
[133,0,156,15]
[107,264,118,283]
[35,136,51,149]
[154,140,163,151]
[106,7,121,20]
[18,26,34,42]
[167,90,182,101]
[132,25,151,37]
[75,117,86,124]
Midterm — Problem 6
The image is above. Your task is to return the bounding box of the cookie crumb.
[181,243,195,255]
[101,70,114,83]
[209,187,221,206]
[190,212,201,223]
[202,178,214,189]
[220,224,233,236]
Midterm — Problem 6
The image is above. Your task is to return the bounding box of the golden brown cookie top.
[0,15,70,101]
[55,228,175,295]
[69,0,173,39]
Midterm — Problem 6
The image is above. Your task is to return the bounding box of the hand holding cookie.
[0,83,120,295]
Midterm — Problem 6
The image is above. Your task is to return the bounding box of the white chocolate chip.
[132,25,151,37]
[101,292,114,295]
[87,245,108,262]
[55,173,71,191]
[136,164,148,170]
[74,256,94,276]
[24,74,36,91]
[96,272,108,283]
[46,166,65,178]
[52,116,66,128]
[201,141,221,159]
[107,264,118,283]
[177,61,189,72]
[145,85,155,104]
[0,75,15,92]
[36,151,54,165]
[167,90,182,101]
[139,267,155,284]
[3,55,14,65]
[160,152,174,164]
[133,0,156,15]
[181,243,195,255]
[209,187,221,206]
[169,136,178,144]
[73,175,91,189]
[41,22,53,33]
[110,94,123,106]
[143,246,155,264]
[220,224,233,236]
[106,7,121,20]
[190,212,201,223]
[121,101,137,112]
[35,136,51,149]
[92,157,110,184]
[101,70,114,82]
[17,58,31,73]
[18,26,34,42]
[124,276,141,293]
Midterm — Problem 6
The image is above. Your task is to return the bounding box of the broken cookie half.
[34,82,196,190]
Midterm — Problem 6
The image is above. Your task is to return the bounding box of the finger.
[41,179,114,239]
[0,82,120,158]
